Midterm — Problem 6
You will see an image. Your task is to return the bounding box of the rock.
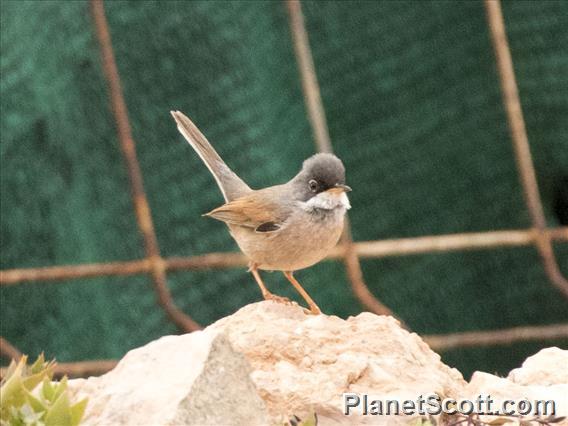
[71,302,567,425]
[209,301,466,425]
[461,348,568,425]
[508,347,568,386]
[69,331,269,426]
[462,372,568,425]
[69,301,466,425]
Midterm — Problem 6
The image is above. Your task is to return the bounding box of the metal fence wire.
[1,0,567,378]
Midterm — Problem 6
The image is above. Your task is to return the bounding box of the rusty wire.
[285,0,396,318]
[89,0,199,332]
[0,337,23,362]
[425,323,568,352]
[2,321,568,379]
[50,359,118,379]
[0,259,152,284]
[0,357,118,380]
[485,0,568,299]
[1,228,567,285]
[1,0,567,379]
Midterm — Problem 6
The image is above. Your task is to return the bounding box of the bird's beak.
[326,183,352,194]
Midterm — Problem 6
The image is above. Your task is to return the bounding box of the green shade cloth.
[1,1,567,379]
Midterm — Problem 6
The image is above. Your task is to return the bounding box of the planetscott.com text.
[343,393,557,417]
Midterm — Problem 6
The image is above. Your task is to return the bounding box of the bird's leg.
[283,271,322,315]
[248,263,292,304]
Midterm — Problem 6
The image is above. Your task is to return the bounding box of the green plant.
[0,354,87,426]
[409,418,436,426]
[287,411,318,426]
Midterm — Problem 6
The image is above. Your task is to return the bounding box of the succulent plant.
[0,354,88,426]
[287,411,318,426]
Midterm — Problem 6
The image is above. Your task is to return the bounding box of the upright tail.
[171,111,251,202]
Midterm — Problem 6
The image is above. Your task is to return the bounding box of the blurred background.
[1,0,567,380]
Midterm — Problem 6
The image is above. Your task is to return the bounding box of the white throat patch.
[302,191,351,211]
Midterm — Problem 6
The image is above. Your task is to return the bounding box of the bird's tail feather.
[171,111,251,202]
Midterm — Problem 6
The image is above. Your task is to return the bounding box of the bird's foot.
[263,293,294,305]
[303,305,322,315]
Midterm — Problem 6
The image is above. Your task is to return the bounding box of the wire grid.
[1,0,567,378]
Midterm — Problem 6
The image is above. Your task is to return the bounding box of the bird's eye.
[308,179,318,192]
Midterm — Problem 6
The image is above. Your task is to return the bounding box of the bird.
[171,111,351,314]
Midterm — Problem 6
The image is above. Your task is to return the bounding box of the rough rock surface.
[462,347,568,425]
[69,331,269,425]
[68,302,567,425]
[210,301,466,425]
[508,347,568,386]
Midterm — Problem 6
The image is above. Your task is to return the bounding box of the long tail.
[171,111,251,202]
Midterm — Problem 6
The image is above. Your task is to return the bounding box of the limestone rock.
[69,331,269,426]
[508,347,568,386]
[462,347,568,425]
[69,301,466,425]
[209,301,466,425]
[67,302,568,425]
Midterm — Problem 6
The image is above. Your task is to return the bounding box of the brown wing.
[204,186,291,232]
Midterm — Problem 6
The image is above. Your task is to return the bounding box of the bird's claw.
[263,293,294,305]
[303,306,322,315]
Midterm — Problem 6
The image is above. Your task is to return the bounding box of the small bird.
[171,111,351,314]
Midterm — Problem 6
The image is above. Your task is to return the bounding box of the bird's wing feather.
[204,186,290,231]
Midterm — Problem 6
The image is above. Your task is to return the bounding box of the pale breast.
[229,205,346,271]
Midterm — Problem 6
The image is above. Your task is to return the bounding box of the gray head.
[292,153,351,201]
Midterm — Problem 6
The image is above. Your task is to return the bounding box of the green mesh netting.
[1,0,567,379]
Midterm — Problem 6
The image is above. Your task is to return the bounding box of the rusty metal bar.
[285,0,396,317]
[353,227,568,258]
[166,252,249,271]
[0,359,118,380]
[89,0,199,332]
[2,322,566,379]
[341,226,400,318]
[425,323,568,352]
[284,0,332,154]
[0,337,23,362]
[0,255,249,285]
[0,259,151,285]
[51,360,118,379]
[2,227,567,285]
[484,0,568,299]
